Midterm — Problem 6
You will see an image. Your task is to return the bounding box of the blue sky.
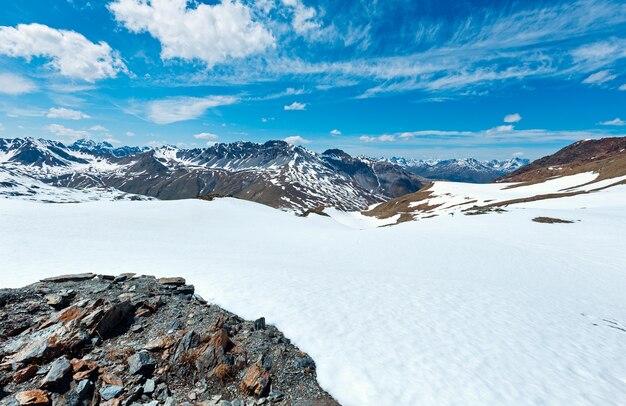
[1,0,626,159]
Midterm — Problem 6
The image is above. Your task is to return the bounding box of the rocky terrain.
[0,274,339,406]
[0,138,425,211]
[388,157,528,183]
[498,137,626,184]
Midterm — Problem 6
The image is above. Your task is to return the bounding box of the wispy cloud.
[137,96,238,124]
[330,129,341,135]
[599,118,625,126]
[582,70,618,85]
[47,107,90,120]
[45,123,90,141]
[0,73,37,95]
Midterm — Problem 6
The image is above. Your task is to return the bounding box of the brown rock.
[70,358,98,381]
[101,372,123,386]
[14,389,50,405]
[157,277,186,286]
[240,365,271,397]
[40,274,95,283]
[134,307,152,318]
[13,365,38,383]
[211,329,233,351]
[144,336,176,351]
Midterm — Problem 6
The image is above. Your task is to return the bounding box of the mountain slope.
[498,137,626,184]
[0,138,426,211]
[365,137,626,224]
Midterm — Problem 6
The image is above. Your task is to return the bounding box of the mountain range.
[389,156,529,183]
[0,137,533,210]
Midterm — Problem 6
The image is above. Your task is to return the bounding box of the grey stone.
[76,380,94,399]
[99,385,125,401]
[296,355,314,369]
[40,356,71,389]
[164,398,176,406]
[254,317,265,331]
[40,273,95,283]
[128,351,157,376]
[142,379,156,394]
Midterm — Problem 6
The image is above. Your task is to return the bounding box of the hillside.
[498,137,626,184]
[365,137,626,224]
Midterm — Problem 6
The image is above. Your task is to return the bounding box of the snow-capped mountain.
[0,137,425,210]
[388,157,529,183]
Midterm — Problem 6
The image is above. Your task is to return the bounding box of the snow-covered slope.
[1,191,625,405]
[365,170,626,223]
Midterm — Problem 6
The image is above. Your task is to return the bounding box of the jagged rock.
[254,318,265,331]
[296,355,315,369]
[99,385,125,401]
[43,294,69,310]
[157,277,186,286]
[143,378,156,394]
[13,365,38,384]
[14,390,50,405]
[92,301,133,337]
[40,356,72,389]
[40,274,95,283]
[71,359,98,381]
[175,285,195,295]
[144,336,175,351]
[75,379,94,400]
[240,365,271,398]
[128,351,156,376]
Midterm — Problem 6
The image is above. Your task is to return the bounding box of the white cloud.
[47,107,90,120]
[193,132,219,140]
[360,135,395,143]
[90,125,108,131]
[283,135,310,144]
[281,0,320,36]
[512,151,525,157]
[261,117,275,123]
[330,129,341,135]
[599,118,625,126]
[284,101,306,110]
[108,0,274,67]
[619,84,626,91]
[504,113,522,123]
[486,125,515,134]
[0,23,126,82]
[145,95,238,124]
[582,70,618,85]
[126,131,135,137]
[0,73,37,95]
[45,124,90,141]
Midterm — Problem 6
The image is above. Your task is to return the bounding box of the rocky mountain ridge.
[0,138,425,211]
[0,273,339,406]
[388,156,529,183]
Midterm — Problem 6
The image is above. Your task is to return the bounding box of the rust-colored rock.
[102,372,123,386]
[211,329,233,351]
[240,365,271,397]
[71,358,99,381]
[13,365,38,384]
[14,389,50,405]
[157,277,186,286]
[144,336,176,351]
[40,274,95,283]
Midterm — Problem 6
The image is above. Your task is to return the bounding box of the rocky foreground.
[0,274,339,406]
